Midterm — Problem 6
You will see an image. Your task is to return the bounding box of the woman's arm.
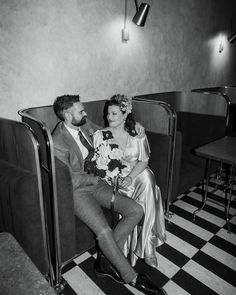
[129,160,148,181]
[120,160,148,189]
[120,134,150,189]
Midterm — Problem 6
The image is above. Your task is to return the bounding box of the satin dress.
[93,130,166,267]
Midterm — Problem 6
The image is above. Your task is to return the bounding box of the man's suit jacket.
[52,119,100,191]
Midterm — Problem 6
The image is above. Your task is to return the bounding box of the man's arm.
[54,143,98,190]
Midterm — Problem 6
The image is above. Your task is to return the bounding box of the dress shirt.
[64,123,89,159]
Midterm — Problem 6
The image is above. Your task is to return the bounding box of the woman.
[88,94,166,268]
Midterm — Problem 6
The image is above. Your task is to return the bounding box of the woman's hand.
[135,122,145,137]
[119,176,132,189]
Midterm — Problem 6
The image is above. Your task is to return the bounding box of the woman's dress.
[93,130,166,267]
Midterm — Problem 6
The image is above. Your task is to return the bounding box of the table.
[0,232,56,295]
[193,136,236,232]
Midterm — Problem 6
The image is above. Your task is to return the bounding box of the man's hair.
[53,94,80,121]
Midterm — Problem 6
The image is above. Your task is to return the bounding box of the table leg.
[193,158,210,220]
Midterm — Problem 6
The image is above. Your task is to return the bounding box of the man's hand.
[92,176,100,185]
[135,122,145,137]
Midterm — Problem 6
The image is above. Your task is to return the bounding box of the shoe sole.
[94,268,124,284]
[129,282,168,295]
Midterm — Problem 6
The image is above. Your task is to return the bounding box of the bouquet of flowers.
[84,131,127,186]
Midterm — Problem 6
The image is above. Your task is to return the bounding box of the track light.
[132,1,150,27]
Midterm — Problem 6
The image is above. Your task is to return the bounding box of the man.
[52,94,167,295]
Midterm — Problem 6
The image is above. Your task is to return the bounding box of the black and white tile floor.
[60,175,236,295]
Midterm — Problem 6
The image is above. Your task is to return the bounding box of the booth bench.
[135,91,230,198]
[18,98,176,289]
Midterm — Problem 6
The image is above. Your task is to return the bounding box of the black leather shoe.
[94,253,124,284]
[129,274,167,295]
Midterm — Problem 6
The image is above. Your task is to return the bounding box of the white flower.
[97,143,111,158]
[110,148,123,160]
[96,156,109,170]
[91,154,97,161]
[106,167,120,179]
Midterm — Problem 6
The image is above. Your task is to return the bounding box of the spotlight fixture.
[132,0,150,27]
[228,32,236,43]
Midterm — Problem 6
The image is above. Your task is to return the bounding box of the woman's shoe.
[144,255,158,269]
[144,242,158,269]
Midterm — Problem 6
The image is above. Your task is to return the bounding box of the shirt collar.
[64,123,80,138]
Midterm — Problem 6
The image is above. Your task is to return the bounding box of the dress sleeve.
[137,134,151,162]
[93,130,103,148]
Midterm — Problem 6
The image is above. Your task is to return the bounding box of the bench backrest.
[135,91,229,116]
[19,98,177,217]
[135,91,229,148]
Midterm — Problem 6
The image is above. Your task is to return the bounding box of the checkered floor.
[60,176,236,295]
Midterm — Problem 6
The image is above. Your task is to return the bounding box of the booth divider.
[0,117,54,285]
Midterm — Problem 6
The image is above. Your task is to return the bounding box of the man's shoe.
[94,253,124,284]
[129,274,167,295]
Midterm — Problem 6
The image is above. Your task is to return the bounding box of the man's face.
[67,102,87,127]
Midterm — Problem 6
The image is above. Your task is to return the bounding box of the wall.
[0,0,236,120]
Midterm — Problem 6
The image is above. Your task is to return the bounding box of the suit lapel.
[81,124,94,146]
[60,123,84,161]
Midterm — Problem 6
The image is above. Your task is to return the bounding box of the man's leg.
[73,187,168,294]
[73,188,140,283]
[93,181,144,249]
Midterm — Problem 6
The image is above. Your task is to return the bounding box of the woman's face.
[107,105,126,128]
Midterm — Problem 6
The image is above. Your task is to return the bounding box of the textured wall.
[0,0,236,120]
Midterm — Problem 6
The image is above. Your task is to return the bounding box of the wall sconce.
[219,34,224,53]
[219,41,224,53]
[121,0,150,43]
[132,0,150,27]
[122,0,129,43]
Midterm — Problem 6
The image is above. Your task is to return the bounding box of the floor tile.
[201,242,236,271]
[182,260,236,295]
[165,231,198,258]
[168,213,214,241]
[63,266,106,295]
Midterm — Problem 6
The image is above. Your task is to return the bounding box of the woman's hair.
[105,94,137,137]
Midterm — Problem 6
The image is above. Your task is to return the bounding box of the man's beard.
[71,116,87,127]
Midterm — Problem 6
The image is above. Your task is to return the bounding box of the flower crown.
[115,95,132,114]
